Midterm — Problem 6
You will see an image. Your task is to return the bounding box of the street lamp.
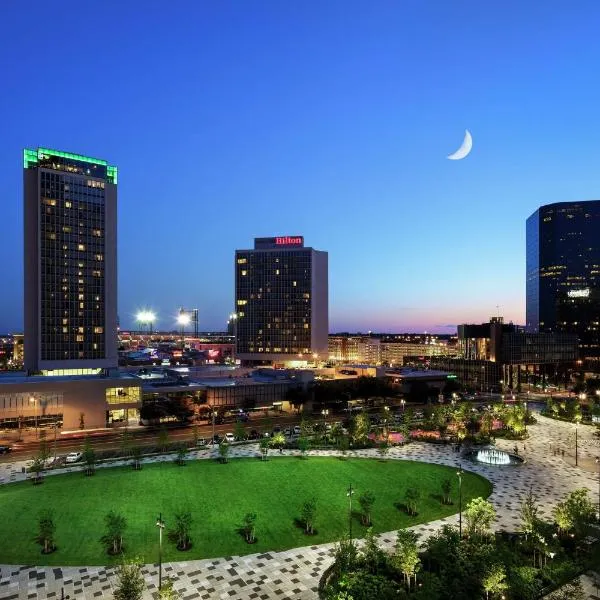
[156,513,165,590]
[400,399,406,412]
[29,396,38,437]
[456,466,463,538]
[136,310,156,334]
[321,409,329,441]
[347,484,354,541]
[596,457,600,521]
[177,311,191,348]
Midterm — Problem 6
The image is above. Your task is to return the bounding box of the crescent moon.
[447,130,473,160]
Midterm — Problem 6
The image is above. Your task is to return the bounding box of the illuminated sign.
[568,288,590,298]
[276,236,303,246]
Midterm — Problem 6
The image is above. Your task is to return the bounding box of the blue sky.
[1,1,600,333]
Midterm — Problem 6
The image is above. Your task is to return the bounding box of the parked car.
[293,425,301,435]
[65,452,82,464]
[224,432,235,443]
[283,428,292,437]
[0,445,12,454]
[196,438,207,447]
[249,429,260,440]
[210,434,222,445]
[44,456,58,468]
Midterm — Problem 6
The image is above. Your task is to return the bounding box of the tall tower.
[23,148,118,373]
[526,200,600,362]
[235,236,328,365]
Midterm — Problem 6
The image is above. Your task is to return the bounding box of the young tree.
[242,512,257,543]
[100,510,127,555]
[192,424,199,447]
[441,478,452,505]
[82,438,96,476]
[301,497,317,534]
[170,509,193,550]
[119,429,131,459]
[337,434,350,459]
[175,444,188,466]
[520,487,540,540]
[482,563,508,600]
[259,436,270,461]
[29,457,44,485]
[218,441,230,464]
[361,527,386,575]
[404,487,421,516]
[113,558,145,600]
[392,529,421,591]
[464,497,496,540]
[158,578,180,600]
[359,490,376,526]
[270,432,285,450]
[377,440,389,460]
[300,417,314,438]
[297,436,310,459]
[233,421,246,441]
[331,535,358,577]
[158,426,169,453]
[554,488,596,536]
[36,509,56,554]
[131,445,142,470]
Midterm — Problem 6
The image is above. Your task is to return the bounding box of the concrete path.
[0,414,598,599]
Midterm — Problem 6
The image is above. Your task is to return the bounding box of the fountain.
[466,447,523,466]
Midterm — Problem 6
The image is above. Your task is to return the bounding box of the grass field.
[0,456,492,565]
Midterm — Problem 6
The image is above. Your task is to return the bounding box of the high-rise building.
[23,148,118,374]
[526,200,600,362]
[235,236,328,365]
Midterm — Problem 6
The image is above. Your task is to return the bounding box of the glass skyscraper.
[235,236,328,365]
[23,148,118,373]
[526,200,600,362]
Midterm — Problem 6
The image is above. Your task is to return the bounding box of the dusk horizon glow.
[2,1,600,334]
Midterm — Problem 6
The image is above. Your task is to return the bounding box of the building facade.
[24,148,118,373]
[526,200,600,363]
[235,236,328,365]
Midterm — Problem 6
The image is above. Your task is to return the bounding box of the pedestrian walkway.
[0,414,598,599]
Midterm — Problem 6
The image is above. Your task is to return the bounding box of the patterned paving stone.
[0,414,598,598]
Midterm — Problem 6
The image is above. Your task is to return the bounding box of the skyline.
[3,2,600,333]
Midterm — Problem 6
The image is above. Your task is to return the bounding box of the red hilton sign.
[276,236,303,246]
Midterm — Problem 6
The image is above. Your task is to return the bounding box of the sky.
[2,1,600,334]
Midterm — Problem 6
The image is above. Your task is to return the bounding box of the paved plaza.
[0,413,599,599]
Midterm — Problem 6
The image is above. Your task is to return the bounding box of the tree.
[119,429,131,459]
[377,440,389,460]
[242,512,257,543]
[270,432,285,450]
[350,412,370,445]
[359,490,376,526]
[464,497,496,540]
[301,497,317,534]
[218,441,230,464]
[554,488,596,536]
[158,578,180,600]
[175,444,188,466]
[170,509,193,550]
[131,445,142,470]
[158,426,169,453]
[298,436,310,458]
[36,509,56,554]
[337,434,350,459]
[441,478,452,505]
[404,487,421,516]
[82,438,96,476]
[331,535,358,577]
[113,558,145,600]
[192,425,200,447]
[100,510,126,555]
[259,436,270,461]
[29,457,44,485]
[234,421,246,441]
[392,529,421,590]
[520,487,540,540]
[482,563,508,600]
[300,417,314,438]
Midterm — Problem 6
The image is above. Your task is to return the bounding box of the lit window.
[241,270,247,276]
[65,201,72,208]
[275,269,280,275]
[76,335,84,342]
[293,281,297,287]
[78,244,86,251]
[95,254,103,261]
[237,258,247,264]
[94,327,103,334]
[237,299,247,306]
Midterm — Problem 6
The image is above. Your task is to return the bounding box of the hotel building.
[235,236,328,365]
[23,147,118,374]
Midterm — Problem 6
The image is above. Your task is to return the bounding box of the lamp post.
[212,409,217,445]
[177,311,191,349]
[400,399,406,413]
[456,466,463,538]
[156,513,165,590]
[524,401,528,433]
[29,396,38,438]
[575,425,579,467]
[596,456,600,523]
[347,484,354,541]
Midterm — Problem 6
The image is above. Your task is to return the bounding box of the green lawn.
[0,457,492,565]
